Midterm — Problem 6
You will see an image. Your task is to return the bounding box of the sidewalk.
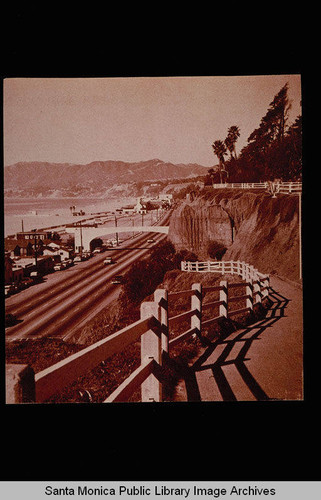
[174,275,303,401]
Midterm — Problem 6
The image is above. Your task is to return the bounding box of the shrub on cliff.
[119,240,198,307]
[207,240,227,260]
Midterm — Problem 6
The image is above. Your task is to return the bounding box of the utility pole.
[80,220,83,255]
[115,215,119,246]
[34,237,38,270]
[299,191,302,281]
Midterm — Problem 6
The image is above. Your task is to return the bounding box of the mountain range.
[4,159,209,197]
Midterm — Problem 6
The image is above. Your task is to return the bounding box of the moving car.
[103,257,114,265]
[111,275,123,284]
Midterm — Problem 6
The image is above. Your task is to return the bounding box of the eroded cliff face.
[168,189,300,281]
[169,202,233,253]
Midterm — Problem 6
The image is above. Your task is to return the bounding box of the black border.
[2,4,316,484]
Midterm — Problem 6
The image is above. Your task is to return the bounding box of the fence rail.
[6,260,270,404]
[181,259,269,286]
[210,181,302,194]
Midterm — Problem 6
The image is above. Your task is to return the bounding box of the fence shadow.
[177,286,290,402]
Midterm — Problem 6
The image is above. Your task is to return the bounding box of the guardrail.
[210,181,302,194]
[180,259,269,281]
[6,260,270,404]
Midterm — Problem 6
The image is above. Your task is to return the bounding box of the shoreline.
[4,196,137,237]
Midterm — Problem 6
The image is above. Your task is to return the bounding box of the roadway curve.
[5,214,171,343]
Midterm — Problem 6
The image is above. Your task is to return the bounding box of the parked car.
[5,284,14,296]
[5,282,18,294]
[111,275,123,284]
[5,313,18,327]
[20,278,34,289]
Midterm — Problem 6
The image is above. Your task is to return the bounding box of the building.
[16,230,55,241]
[5,239,35,258]
[43,245,72,261]
[134,199,147,214]
[4,255,26,285]
[158,193,173,203]
[121,205,135,214]
[11,265,24,285]
[5,255,14,284]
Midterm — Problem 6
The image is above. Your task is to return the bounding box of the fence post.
[246,264,251,282]
[154,289,168,357]
[140,301,162,402]
[246,279,253,311]
[6,364,35,404]
[241,262,246,280]
[219,280,228,318]
[191,283,202,336]
[253,280,262,304]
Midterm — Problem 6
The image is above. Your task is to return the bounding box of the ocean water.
[4,197,136,236]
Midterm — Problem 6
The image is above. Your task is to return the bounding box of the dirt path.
[174,275,303,401]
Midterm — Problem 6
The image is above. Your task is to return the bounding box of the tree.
[212,140,228,183]
[235,83,298,181]
[285,115,302,180]
[268,83,291,142]
[224,125,240,160]
[207,168,218,186]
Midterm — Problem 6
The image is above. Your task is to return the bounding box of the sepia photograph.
[4,75,303,404]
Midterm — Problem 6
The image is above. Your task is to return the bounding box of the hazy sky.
[4,75,301,167]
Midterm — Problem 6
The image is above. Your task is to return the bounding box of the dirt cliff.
[168,189,300,282]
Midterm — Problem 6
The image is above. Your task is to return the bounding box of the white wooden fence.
[6,260,269,404]
[210,181,302,194]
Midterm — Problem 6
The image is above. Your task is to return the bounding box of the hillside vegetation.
[206,84,302,184]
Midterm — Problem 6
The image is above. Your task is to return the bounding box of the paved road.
[174,275,303,401]
[5,231,166,343]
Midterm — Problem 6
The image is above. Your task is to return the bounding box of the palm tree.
[212,140,227,183]
[225,125,240,160]
[207,167,216,186]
